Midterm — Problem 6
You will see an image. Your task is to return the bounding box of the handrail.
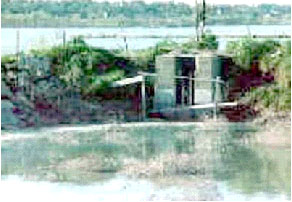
[137,71,229,120]
[137,71,227,86]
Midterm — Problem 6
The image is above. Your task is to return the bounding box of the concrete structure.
[153,52,228,111]
[194,52,224,104]
[154,54,196,110]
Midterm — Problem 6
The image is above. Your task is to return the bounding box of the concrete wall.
[154,56,176,110]
[194,54,224,104]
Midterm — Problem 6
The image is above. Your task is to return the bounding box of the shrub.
[235,39,291,113]
[30,37,130,95]
[226,38,280,71]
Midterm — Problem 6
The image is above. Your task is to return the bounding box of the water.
[1,123,291,201]
[1,25,291,55]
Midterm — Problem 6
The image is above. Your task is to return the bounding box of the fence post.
[213,76,221,121]
[141,75,146,121]
[189,71,193,105]
[63,30,66,47]
[16,30,20,88]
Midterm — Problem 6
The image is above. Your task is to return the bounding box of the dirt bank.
[250,112,291,148]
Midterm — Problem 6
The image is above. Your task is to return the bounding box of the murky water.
[1,123,291,201]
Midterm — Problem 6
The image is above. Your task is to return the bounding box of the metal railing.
[138,71,229,120]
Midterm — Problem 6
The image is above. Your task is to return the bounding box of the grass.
[227,39,291,113]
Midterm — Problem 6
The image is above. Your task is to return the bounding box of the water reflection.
[1,123,290,200]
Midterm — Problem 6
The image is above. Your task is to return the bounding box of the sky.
[88,0,291,6]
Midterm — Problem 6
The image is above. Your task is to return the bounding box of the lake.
[1,122,291,201]
[1,25,291,55]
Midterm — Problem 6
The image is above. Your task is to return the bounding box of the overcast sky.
[88,0,291,6]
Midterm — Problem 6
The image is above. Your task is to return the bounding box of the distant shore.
[2,22,291,29]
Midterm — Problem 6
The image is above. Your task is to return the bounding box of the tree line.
[1,1,291,27]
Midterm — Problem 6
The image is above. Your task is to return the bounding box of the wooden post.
[63,30,66,47]
[213,102,217,121]
[189,71,193,105]
[213,78,217,120]
[181,84,185,106]
[16,30,20,88]
[213,76,221,121]
[30,78,34,102]
[141,75,146,121]
[16,30,20,55]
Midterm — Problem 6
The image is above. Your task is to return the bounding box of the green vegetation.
[226,38,291,113]
[2,33,217,97]
[1,1,290,27]
[2,32,290,114]
[124,32,218,72]
[121,40,179,72]
[226,38,280,70]
[183,32,218,51]
[29,37,136,95]
[1,54,17,64]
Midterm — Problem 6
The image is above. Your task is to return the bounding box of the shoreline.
[2,23,291,29]
[251,115,291,148]
[1,120,254,136]
[2,118,290,148]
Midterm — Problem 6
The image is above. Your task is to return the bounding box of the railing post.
[181,83,185,107]
[213,76,221,121]
[189,71,193,105]
[141,75,146,121]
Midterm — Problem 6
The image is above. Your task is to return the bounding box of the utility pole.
[195,0,200,41]
[119,20,128,52]
[202,0,206,37]
[119,0,128,52]
[16,30,20,55]
[63,30,66,47]
[16,30,20,88]
[195,0,206,41]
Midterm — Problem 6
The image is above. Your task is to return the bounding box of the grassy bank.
[226,38,291,115]
[2,35,290,121]
[2,37,140,96]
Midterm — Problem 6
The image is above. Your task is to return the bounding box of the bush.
[245,85,290,112]
[235,39,291,113]
[180,32,218,53]
[226,38,280,71]
[197,33,219,50]
[30,37,131,95]
[126,33,219,71]
[123,40,179,72]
